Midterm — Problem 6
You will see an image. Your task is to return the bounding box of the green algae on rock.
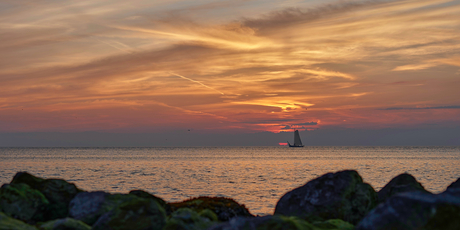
[10,172,82,220]
[170,196,253,221]
[38,218,91,230]
[91,197,166,230]
[0,212,37,230]
[129,189,171,213]
[0,183,49,223]
[164,208,217,230]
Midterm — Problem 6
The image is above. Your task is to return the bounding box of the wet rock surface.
[274,170,377,224]
[377,173,428,203]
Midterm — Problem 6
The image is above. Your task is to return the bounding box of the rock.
[68,191,139,225]
[92,197,166,230]
[10,172,45,189]
[129,189,171,213]
[38,218,91,230]
[11,172,82,220]
[447,178,460,190]
[444,177,460,197]
[208,215,353,230]
[312,219,355,230]
[0,212,37,230]
[163,208,217,230]
[356,191,460,230]
[207,215,302,230]
[169,197,253,221]
[377,173,428,203]
[274,170,377,225]
[0,183,49,223]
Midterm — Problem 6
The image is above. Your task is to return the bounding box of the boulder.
[169,196,253,221]
[92,198,166,230]
[377,173,428,203]
[447,178,460,190]
[129,189,171,213]
[68,191,139,225]
[444,177,460,197]
[38,218,91,230]
[0,212,37,230]
[0,183,49,223]
[275,170,377,224]
[11,172,82,220]
[208,215,354,230]
[356,191,460,230]
[163,208,217,230]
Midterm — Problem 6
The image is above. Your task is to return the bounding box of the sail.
[294,130,303,146]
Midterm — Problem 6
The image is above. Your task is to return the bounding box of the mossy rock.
[69,192,140,225]
[92,197,166,230]
[11,172,82,220]
[129,190,171,213]
[170,197,253,221]
[0,183,49,223]
[38,218,91,230]
[312,219,354,230]
[275,170,377,225]
[0,212,37,230]
[164,208,217,230]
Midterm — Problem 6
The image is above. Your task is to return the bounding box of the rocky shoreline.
[1,170,459,230]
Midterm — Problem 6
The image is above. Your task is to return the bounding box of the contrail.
[169,72,224,95]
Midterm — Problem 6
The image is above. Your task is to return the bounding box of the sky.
[1,0,460,146]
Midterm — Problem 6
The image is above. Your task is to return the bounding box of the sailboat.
[287,130,304,147]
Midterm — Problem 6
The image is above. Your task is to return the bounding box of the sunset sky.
[1,0,460,146]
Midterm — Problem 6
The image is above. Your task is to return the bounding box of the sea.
[1,146,459,216]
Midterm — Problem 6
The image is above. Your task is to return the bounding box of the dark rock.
[356,191,460,230]
[92,197,166,230]
[377,173,428,203]
[11,172,45,189]
[68,191,139,225]
[163,208,217,230]
[274,170,377,224]
[11,172,82,220]
[208,215,354,230]
[0,212,38,230]
[447,178,460,190]
[444,177,460,197]
[0,183,49,223]
[169,196,253,221]
[129,189,171,213]
[38,217,91,230]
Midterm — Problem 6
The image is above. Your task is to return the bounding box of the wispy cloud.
[1,0,460,132]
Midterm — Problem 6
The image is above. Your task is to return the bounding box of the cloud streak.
[1,0,460,133]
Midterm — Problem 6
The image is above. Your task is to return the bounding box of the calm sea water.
[1,146,459,216]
